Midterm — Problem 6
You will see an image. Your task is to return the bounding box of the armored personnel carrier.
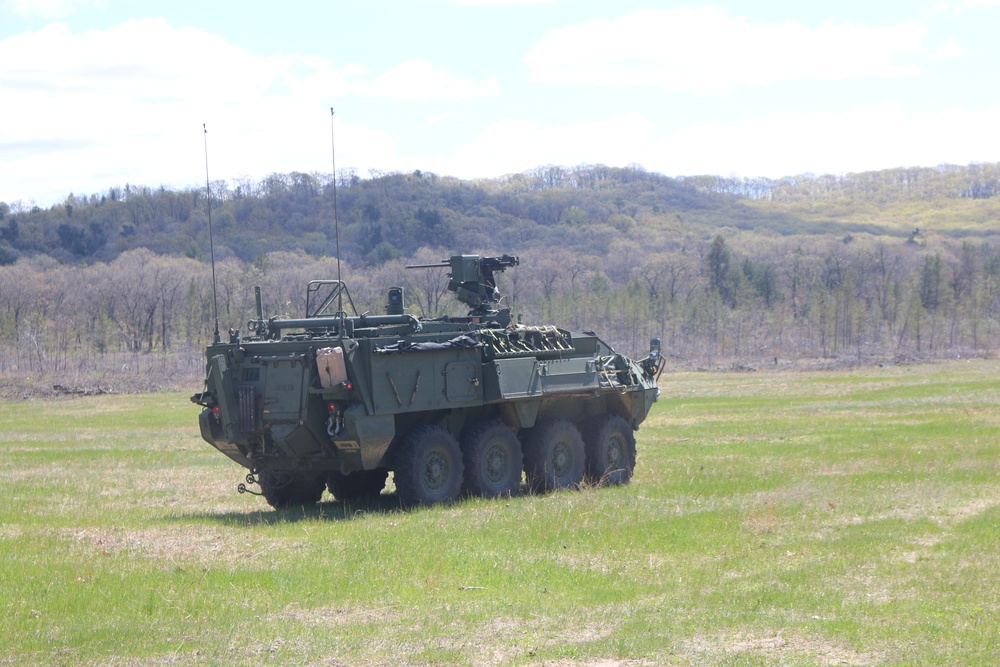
[192,254,662,508]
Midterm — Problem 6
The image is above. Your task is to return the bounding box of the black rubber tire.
[523,418,585,493]
[583,413,636,486]
[393,425,464,507]
[460,419,523,498]
[258,471,326,509]
[327,468,389,501]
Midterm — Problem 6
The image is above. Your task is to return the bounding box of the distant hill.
[684,163,1000,237]
[3,162,997,267]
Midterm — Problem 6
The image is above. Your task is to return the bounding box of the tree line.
[684,162,1000,202]
[1,228,997,394]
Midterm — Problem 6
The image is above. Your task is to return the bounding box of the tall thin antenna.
[203,123,221,344]
[330,108,342,285]
[330,108,344,335]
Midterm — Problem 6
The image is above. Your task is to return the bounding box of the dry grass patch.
[515,660,654,667]
[278,603,403,628]
[681,630,882,666]
[58,525,307,569]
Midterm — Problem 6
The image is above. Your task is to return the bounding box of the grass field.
[1,361,998,666]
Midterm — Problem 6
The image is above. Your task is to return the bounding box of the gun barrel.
[405,262,449,269]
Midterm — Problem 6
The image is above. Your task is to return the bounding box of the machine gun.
[407,254,519,316]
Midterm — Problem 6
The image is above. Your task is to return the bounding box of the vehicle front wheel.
[394,425,464,507]
[327,468,389,501]
[583,413,636,486]
[258,471,326,509]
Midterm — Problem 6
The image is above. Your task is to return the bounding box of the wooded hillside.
[1,162,998,394]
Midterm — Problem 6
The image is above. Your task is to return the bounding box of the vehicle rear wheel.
[523,418,585,493]
[461,419,523,498]
[394,425,464,507]
[258,471,326,509]
[583,413,636,486]
[327,468,389,501]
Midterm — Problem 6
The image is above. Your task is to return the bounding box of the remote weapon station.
[192,253,663,508]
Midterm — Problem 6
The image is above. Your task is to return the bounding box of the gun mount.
[406,254,519,317]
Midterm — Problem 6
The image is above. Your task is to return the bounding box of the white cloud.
[648,104,1000,178]
[927,0,1000,14]
[525,7,927,92]
[432,113,661,177]
[933,38,968,58]
[0,19,498,204]
[348,60,499,99]
[3,11,994,206]
[423,105,1000,181]
[0,20,282,99]
[1,0,102,19]
[456,0,555,4]
[429,111,468,125]
[0,18,309,203]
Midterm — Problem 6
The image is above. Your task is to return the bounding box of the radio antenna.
[330,108,345,335]
[330,108,343,283]
[203,123,221,344]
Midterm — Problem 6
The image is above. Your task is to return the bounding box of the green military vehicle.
[192,254,662,508]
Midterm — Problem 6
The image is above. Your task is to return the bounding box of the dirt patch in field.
[268,608,630,667]
[60,525,301,568]
[524,661,654,667]
[0,523,24,539]
[829,489,1000,530]
[279,604,403,627]
[460,613,625,667]
[681,630,882,665]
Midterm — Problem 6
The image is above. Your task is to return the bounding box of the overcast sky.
[2,0,999,207]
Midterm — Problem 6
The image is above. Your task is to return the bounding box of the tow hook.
[237,471,262,496]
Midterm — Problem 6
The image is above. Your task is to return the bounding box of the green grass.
[1,362,998,666]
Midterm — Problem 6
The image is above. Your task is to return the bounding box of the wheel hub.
[606,434,624,466]
[552,442,570,476]
[484,443,508,483]
[423,450,448,491]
